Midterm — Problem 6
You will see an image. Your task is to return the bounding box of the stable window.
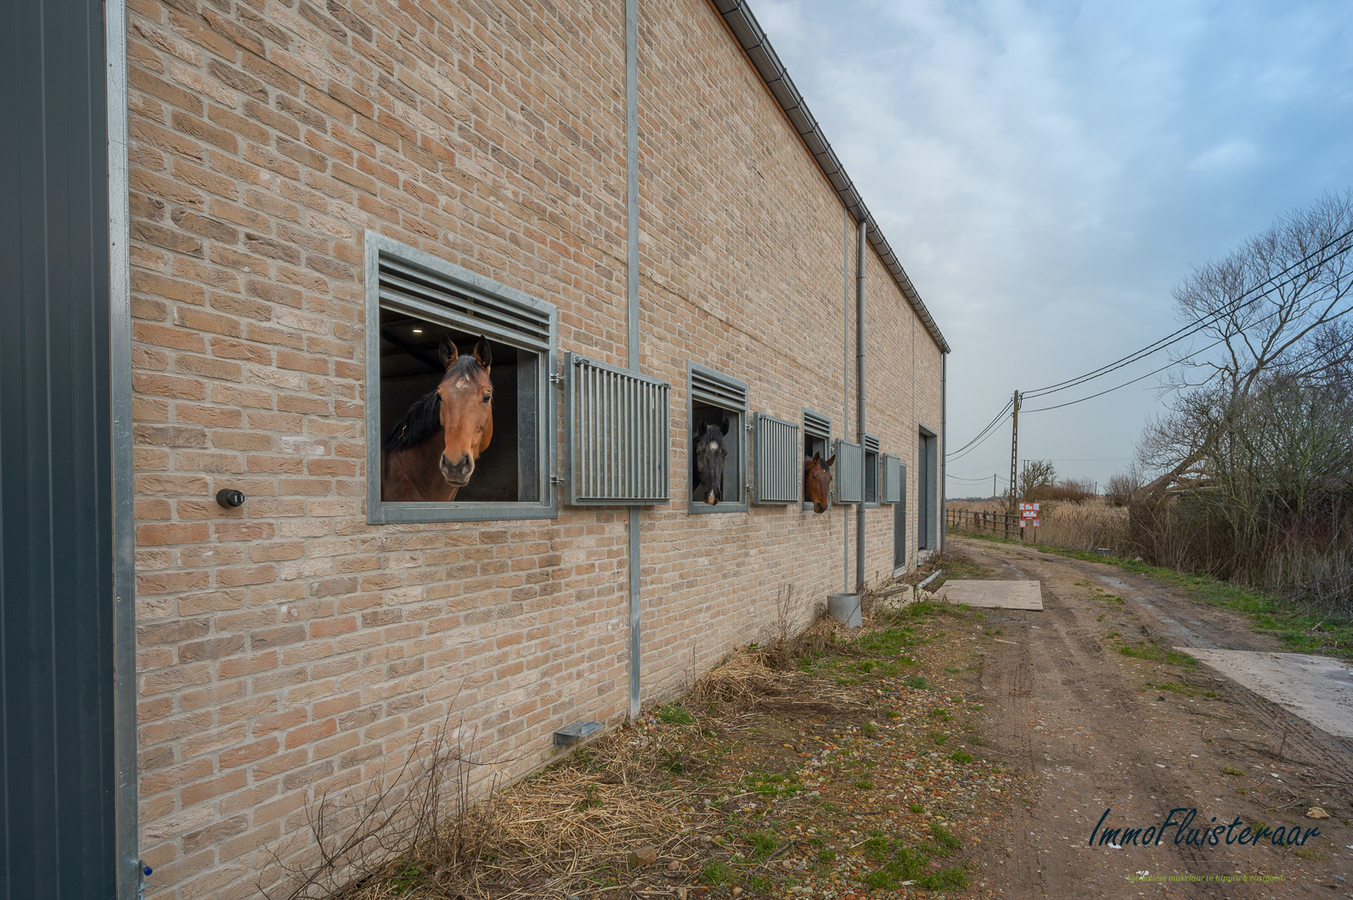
[688,363,748,513]
[753,412,800,504]
[834,438,864,504]
[864,434,880,508]
[365,233,557,523]
[563,352,670,506]
[802,409,832,509]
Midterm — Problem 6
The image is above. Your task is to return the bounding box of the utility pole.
[1009,390,1020,512]
[992,473,996,499]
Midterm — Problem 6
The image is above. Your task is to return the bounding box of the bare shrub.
[264,711,512,900]
[1105,472,1140,507]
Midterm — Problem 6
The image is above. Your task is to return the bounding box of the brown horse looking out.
[804,452,835,514]
[381,335,493,501]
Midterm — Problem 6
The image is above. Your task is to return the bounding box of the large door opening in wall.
[917,428,938,551]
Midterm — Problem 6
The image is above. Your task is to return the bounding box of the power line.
[945,397,1013,459]
[1020,226,1353,401]
[941,224,1353,461]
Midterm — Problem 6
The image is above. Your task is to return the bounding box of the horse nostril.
[441,454,473,477]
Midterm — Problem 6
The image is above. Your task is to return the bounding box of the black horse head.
[693,419,729,506]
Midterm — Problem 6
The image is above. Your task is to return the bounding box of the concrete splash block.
[935,580,1043,611]
[1180,648,1353,739]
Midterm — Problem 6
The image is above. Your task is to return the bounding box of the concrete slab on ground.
[936,580,1043,611]
[1182,648,1353,739]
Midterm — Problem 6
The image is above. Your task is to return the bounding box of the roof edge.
[710,0,951,354]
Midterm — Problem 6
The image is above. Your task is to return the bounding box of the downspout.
[107,0,142,895]
[855,221,867,592]
[842,211,850,592]
[625,0,641,721]
[940,352,947,553]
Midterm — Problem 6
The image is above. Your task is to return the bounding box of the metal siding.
[565,354,670,505]
[2,0,117,894]
[834,440,864,504]
[752,412,799,504]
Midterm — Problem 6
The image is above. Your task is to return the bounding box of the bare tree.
[1145,191,1353,497]
[1016,459,1058,503]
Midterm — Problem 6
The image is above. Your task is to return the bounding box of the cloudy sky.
[749,0,1353,495]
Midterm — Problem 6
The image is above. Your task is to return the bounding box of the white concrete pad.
[935,580,1043,611]
[1181,648,1353,739]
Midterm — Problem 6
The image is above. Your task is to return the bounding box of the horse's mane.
[382,356,486,453]
[384,389,441,452]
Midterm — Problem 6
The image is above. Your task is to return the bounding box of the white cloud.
[1190,140,1259,174]
[756,0,1353,484]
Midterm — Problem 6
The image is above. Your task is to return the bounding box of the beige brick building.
[119,0,949,895]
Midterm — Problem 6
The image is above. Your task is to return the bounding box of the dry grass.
[296,606,854,900]
[948,499,1129,553]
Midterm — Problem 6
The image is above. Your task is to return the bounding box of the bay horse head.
[435,335,493,489]
[380,334,493,502]
[804,451,835,514]
[693,419,729,506]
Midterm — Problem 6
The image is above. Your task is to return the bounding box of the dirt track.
[952,536,1353,898]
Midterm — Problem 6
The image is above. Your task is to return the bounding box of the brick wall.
[124,0,947,896]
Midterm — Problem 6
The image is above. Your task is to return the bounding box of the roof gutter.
[711,0,950,355]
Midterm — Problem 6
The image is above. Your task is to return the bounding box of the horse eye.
[482,393,492,403]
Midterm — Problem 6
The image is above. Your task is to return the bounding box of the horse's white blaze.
[709,442,718,452]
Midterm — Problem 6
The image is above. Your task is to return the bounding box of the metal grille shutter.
[834,439,864,503]
[803,409,831,443]
[379,256,552,351]
[690,364,748,409]
[881,453,903,503]
[564,353,670,505]
[753,412,800,504]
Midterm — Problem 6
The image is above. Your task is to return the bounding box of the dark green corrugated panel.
[1,0,117,896]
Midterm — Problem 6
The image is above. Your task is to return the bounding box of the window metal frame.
[365,232,559,524]
[687,362,749,514]
[802,408,832,510]
[863,433,881,508]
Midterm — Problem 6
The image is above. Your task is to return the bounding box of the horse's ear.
[825,454,836,467]
[721,418,730,435]
[439,335,458,370]
[473,335,492,369]
[812,451,822,463]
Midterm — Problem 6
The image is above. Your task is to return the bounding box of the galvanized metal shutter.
[834,439,864,503]
[378,255,552,352]
[753,412,799,504]
[881,453,903,503]
[564,353,670,505]
[690,364,748,410]
[803,409,831,443]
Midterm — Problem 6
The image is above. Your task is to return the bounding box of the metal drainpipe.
[855,221,867,592]
[842,210,851,593]
[107,0,142,894]
[625,0,641,721]
[940,352,947,553]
